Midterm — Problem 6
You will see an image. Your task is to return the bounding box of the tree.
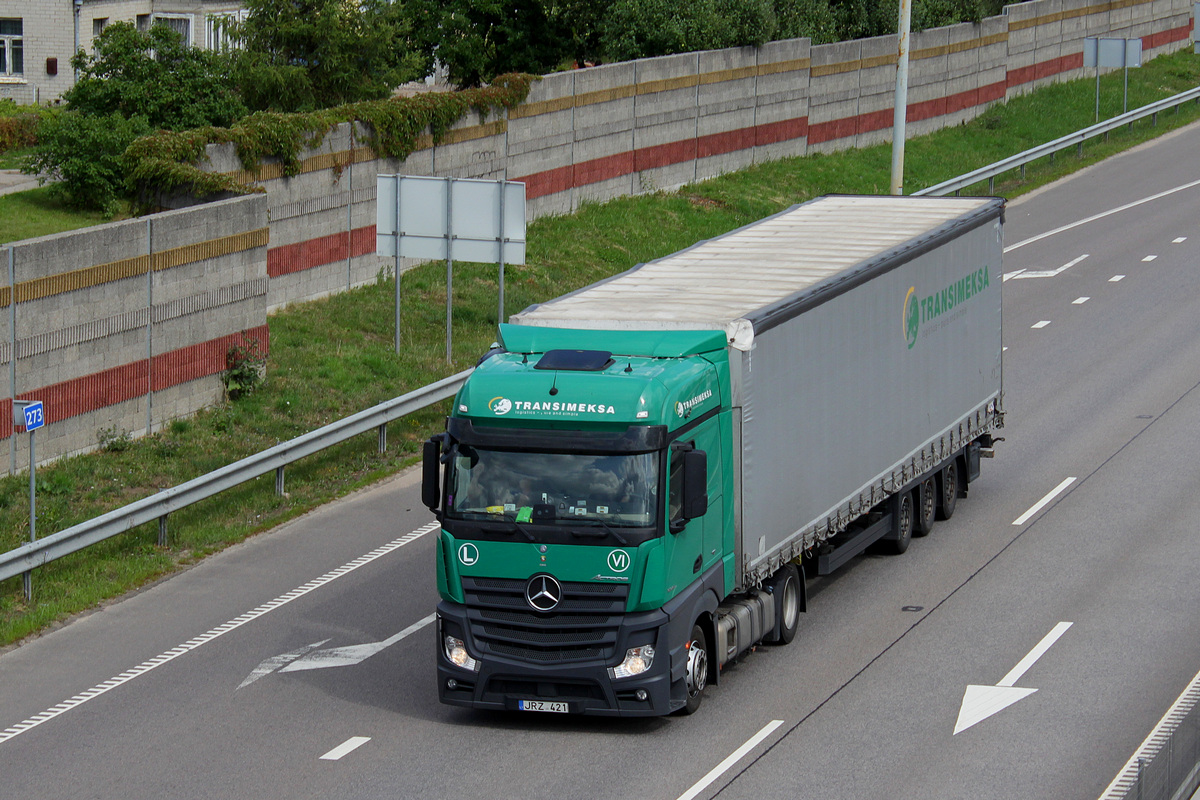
[600,0,776,62]
[233,0,428,111]
[418,0,567,88]
[66,22,246,130]
[25,111,151,215]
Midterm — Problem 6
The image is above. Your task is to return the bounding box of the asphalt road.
[3,124,1200,800]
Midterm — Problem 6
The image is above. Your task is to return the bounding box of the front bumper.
[436,599,681,717]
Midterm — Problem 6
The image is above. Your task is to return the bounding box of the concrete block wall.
[751,39,810,164]
[184,0,1191,312]
[1,195,268,472]
[4,0,1188,473]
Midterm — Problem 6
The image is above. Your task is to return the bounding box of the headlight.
[608,645,655,679]
[443,635,481,672]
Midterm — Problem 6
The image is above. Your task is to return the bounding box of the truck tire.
[678,623,709,715]
[915,476,936,537]
[767,564,802,645]
[883,491,914,555]
[937,460,959,521]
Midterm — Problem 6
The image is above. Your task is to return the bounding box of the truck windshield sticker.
[905,265,991,349]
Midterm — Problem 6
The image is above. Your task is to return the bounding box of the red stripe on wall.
[0,326,270,440]
[1007,53,1084,90]
[268,226,376,278]
[515,117,810,199]
[1143,22,1192,50]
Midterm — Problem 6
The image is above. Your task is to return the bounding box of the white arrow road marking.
[239,639,330,689]
[321,736,371,761]
[1002,269,1026,281]
[1011,253,1089,279]
[954,622,1073,735]
[0,521,438,747]
[280,614,436,673]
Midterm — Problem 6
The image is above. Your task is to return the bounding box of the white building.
[1,0,245,105]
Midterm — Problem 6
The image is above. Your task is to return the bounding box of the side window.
[667,442,692,524]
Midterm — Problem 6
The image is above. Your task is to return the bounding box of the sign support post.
[13,399,44,601]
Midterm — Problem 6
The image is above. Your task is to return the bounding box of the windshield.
[447,446,659,528]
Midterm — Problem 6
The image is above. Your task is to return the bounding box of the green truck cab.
[426,326,740,716]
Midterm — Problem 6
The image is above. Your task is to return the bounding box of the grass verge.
[1,50,1199,646]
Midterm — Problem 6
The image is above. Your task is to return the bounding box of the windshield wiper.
[570,520,629,546]
[506,520,537,542]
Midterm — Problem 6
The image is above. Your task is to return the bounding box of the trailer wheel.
[915,477,936,537]
[678,623,709,715]
[767,564,802,645]
[937,460,959,521]
[883,491,914,555]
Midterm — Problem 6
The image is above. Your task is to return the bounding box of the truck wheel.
[883,491,914,555]
[679,623,709,715]
[914,477,936,537]
[767,564,802,645]
[937,460,959,521]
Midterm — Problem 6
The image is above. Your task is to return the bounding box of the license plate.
[518,700,569,713]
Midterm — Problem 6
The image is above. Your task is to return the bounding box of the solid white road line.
[321,736,372,761]
[676,720,784,800]
[0,521,440,746]
[1004,178,1200,253]
[1012,478,1077,526]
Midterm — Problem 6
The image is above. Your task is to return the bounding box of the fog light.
[447,678,459,690]
[635,689,648,701]
[443,635,480,672]
[608,644,655,679]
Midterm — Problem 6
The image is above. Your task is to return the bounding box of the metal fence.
[914,85,1200,197]
[1101,674,1200,800]
[0,369,471,586]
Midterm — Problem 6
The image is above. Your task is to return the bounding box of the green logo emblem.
[904,286,919,349]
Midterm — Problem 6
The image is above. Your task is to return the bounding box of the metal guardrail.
[5,84,1200,587]
[914,85,1200,197]
[1101,674,1200,800]
[0,369,471,584]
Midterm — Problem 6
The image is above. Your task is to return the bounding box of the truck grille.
[462,577,628,664]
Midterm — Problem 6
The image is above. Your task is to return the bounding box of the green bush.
[24,111,151,215]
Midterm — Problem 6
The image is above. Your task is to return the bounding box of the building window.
[153,14,193,46]
[93,17,108,39]
[206,11,245,51]
[0,19,21,77]
[136,14,150,33]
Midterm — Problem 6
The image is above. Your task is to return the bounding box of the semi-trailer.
[423,194,1005,716]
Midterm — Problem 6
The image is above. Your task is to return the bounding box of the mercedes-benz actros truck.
[423,194,1005,717]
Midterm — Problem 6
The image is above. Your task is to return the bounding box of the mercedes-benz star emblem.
[525,574,562,612]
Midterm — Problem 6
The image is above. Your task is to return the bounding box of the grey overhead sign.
[376,175,526,265]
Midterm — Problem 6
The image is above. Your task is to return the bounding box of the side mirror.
[681,449,709,521]
[422,439,442,515]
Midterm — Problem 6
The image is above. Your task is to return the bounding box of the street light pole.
[890,0,913,195]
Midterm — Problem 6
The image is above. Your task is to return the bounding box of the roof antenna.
[624,361,633,373]
[549,372,559,396]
